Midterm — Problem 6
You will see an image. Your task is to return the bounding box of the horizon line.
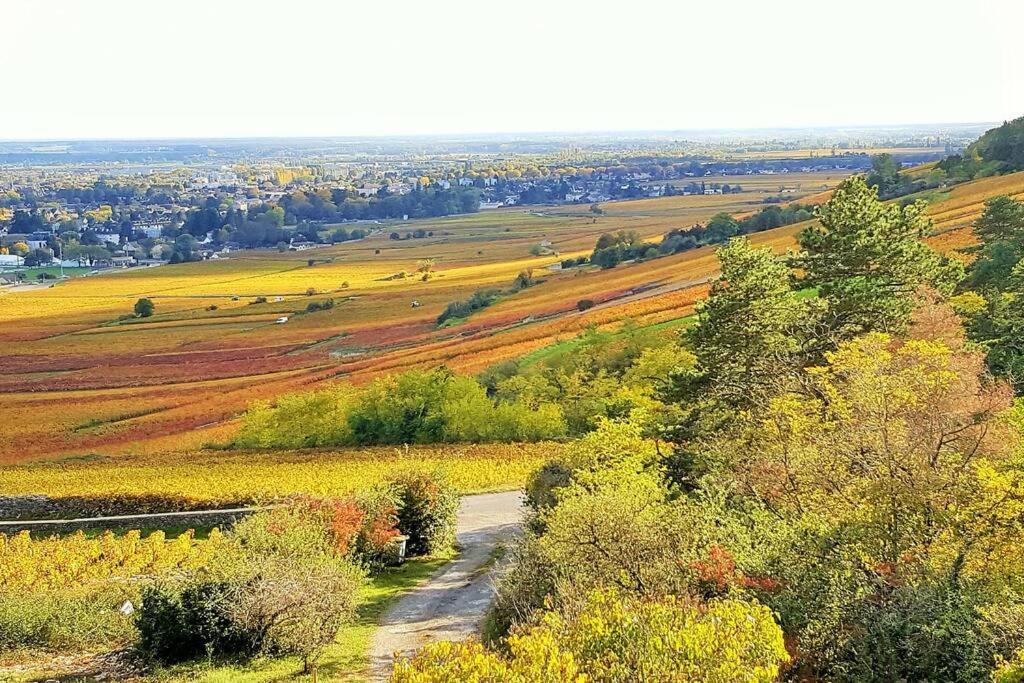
[0,120,1004,145]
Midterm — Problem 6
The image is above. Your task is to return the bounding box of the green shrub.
[236,368,565,448]
[134,297,154,317]
[483,536,555,647]
[524,460,572,514]
[390,472,459,556]
[306,298,335,313]
[235,388,354,449]
[136,506,364,670]
[348,370,454,444]
[437,288,501,325]
[137,581,252,662]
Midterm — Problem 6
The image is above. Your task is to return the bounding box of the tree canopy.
[796,176,963,338]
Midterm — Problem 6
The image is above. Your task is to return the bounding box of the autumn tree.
[722,329,1018,567]
[704,315,1024,679]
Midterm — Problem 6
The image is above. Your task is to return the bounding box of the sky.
[3,0,1022,140]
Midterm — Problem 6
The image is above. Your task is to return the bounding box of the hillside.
[3,169,1023,462]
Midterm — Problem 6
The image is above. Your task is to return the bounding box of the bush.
[576,298,594,311]
[134,298,155,317]
[235,389,354,449]
[353,489,404,568]
[348,370,456,444]
[306,298,335,313]
[229,555,362,672]
[483,536,556,647]
[236,368,564,448]
[293,493,401,568]
[524,460,572,514]
[136,505,364,671]
[437,288,501,325]
[394,590,788,683]
[137,580,251,663]
[994,650,1024,683]
[440,384,566,443]
[390,472,459,556]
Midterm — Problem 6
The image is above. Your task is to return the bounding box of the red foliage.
[690,544,782,595]
[739,574,784,592]
[361,504,401,552]
[304,497,366,556]
[690,544,738,595]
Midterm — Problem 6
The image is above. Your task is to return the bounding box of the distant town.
[0,125,979,282]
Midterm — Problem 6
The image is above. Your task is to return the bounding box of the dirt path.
[369,490,525,679]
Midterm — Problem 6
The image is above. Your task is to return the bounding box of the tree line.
[589,203,815,269]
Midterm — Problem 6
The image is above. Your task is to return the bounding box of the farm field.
[2,169,1022,463]
[717,146,949,160]
[658,170,843,194]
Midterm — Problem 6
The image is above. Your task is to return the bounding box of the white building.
[134,222,167,238]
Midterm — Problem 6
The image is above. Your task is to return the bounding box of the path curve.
[369,490,525,679]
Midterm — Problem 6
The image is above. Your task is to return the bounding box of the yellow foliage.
[0,528,224,592]
[84,205,113,222]
[949,290,989,316]
[0,444,558,507]
[391,590,788,683]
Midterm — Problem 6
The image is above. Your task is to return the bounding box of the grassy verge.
[0,266,92,281]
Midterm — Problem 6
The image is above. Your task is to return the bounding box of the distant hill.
[939,116,1024,179]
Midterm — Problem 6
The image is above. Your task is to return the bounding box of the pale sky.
[3,0,1022,140]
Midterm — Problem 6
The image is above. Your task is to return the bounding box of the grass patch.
[519,314,695,369]
[72,408,166,432]
[0,266,92,281]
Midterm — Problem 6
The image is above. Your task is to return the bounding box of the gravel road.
[368,490,525,679]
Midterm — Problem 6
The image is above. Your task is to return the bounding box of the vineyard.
[0,528,222,592]
[0,443,558,514]
[2,170,1021,463]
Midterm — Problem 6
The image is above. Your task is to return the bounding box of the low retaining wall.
[0,506,264,533]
